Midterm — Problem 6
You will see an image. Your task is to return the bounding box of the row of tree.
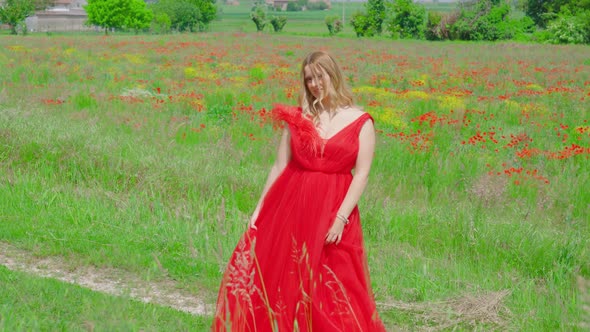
[0,0,217,35]
[250,3,288,32]
[2,0,588,43]
[349,0,590,44]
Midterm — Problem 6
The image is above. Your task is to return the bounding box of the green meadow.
[210,0,459,35]
[0,22,589,332]
[213,1,364,35]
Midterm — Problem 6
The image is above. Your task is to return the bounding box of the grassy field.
[0,31,589,331]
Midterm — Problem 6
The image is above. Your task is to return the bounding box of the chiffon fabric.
[212,105,386,332]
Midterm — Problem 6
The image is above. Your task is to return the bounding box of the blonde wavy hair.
[299,51,354,124]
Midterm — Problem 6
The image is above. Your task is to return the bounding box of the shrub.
[350,11,372,37]
[17,20,28,35]
[148,0,216,32]
[251,4,266,31]
[546,15,587,44]
[365,0,385,35]
[530,27,553,43]
[307,2,328,11]
[325,15,343,35]
[195,0,217,30]
[450,0,514,41]
[286,2,301,12]
[425,11,442,41]
[497,16,536,41]
[524,0,590,28]
[385,0,426,39]
[270,15,287,32]
[151,12,172,34]
[151,0,201,33]
[427,11,460,40]
[580,10,590,42]
[525,0,551,27]
[0,0,35,35]
[172,2,201,32]
[518,15,536,34]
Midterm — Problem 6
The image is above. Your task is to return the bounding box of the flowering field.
[0,33,589,330]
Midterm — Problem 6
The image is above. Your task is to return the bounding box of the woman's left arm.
[325,119,376,245]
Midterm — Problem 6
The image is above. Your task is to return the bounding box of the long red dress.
[212,105,386,332]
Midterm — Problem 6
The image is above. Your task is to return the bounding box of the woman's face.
[304,65,331,101]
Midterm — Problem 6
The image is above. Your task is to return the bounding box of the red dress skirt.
[212,105,386,332]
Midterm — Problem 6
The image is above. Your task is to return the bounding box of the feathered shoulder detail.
[271,104,320,155]
[271,104,304,126]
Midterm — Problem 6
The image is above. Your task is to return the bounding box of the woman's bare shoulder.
[341,105,366,117]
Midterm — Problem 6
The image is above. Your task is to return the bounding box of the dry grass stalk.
[469,173,508,207]
[377,289,511,331]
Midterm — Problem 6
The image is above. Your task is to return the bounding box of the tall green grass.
[0,33,588,330]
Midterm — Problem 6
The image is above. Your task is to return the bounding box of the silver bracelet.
[336,213,349,225]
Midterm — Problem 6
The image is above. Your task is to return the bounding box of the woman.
[212,51,386,332]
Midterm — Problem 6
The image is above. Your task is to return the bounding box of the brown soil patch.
[0,242,212,316]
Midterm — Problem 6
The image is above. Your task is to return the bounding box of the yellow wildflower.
[123,54,146,65]
[401,90,429,100]
[526,84,544,92]
[437,96,465,110]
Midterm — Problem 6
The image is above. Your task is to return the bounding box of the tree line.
[344,0,590,44]
[1,0,589,44]
[248,0,590,44]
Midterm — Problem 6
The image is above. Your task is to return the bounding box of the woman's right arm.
[249,127,292,229]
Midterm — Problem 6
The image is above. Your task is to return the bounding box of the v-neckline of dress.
[316,113,368,143]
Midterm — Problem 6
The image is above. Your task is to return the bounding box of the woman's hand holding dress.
[325,217,346,245]
[324,118,375,245]
[248,210,260,230]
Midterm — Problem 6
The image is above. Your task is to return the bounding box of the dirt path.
[578,275,590,329]
[3,241,587,330]
[0,242,211,316]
